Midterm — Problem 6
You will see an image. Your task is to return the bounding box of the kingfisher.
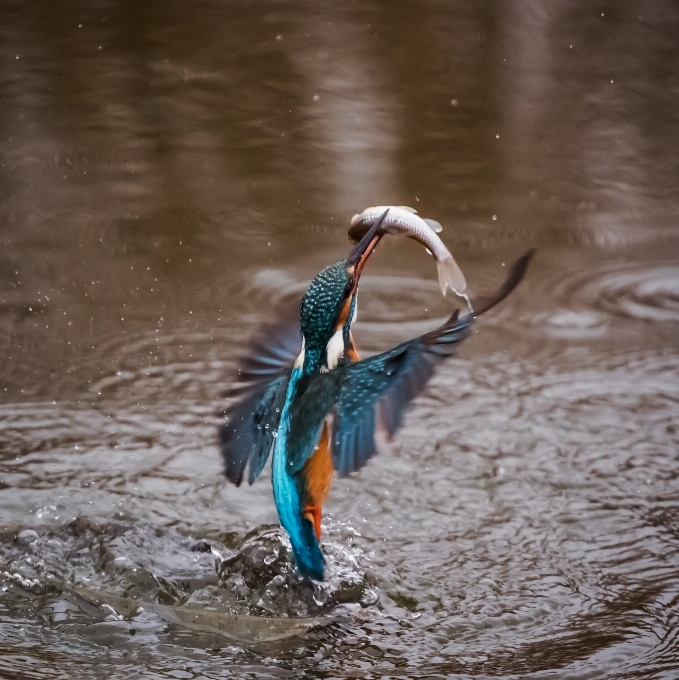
[220,210,533,580]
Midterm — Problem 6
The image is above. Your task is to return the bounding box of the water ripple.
[550,261,679,328]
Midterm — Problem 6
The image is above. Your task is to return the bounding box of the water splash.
[0,520,373,644]
[215,525,372,618]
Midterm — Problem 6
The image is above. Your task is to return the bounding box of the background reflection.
[1,1,678,677]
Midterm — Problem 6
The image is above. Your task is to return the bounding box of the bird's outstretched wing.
[221,299,303,398]
[331,250,533,475]
[219,299,302,486]
[286,250,534,477]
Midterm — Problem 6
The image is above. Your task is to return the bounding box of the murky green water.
[1,1,679,677]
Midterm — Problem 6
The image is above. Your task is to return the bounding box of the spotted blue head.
[296,210,388,375]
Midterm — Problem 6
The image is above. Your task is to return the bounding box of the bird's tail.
[290,515,325,581]
[272,443,325,580]
[279,490,325,580]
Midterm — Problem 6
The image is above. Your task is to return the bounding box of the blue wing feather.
[220,373,290,486]
[220,300,302,486]
[331,250,534,476]
[275,251,532,479]
[330,316,466,475]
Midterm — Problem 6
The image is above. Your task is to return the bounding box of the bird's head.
[296,209,389,375]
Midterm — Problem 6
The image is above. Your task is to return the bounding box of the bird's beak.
[346,208,389,291]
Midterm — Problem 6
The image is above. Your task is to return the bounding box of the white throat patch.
[325,328,344,371]
[293,337,306,369]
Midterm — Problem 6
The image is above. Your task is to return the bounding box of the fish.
[348,205,467,297]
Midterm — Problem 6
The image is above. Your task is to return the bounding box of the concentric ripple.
[555,262,679,324]
[594,265,679,322]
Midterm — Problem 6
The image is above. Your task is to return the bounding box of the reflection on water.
[1,0,679,677]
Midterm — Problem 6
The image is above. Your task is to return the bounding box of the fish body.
[349,205,466,296]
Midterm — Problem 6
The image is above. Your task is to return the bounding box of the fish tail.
[437,254,467,296]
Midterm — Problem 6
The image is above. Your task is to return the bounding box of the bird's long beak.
[347,208,389,291]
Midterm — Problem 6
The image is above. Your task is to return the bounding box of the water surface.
[1,1,679,677]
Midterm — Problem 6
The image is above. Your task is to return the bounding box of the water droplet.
[17,529,39,545]
[313,587,329,606]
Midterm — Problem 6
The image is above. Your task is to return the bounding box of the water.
[1,1,679,677]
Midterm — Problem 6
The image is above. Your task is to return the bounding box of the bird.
[220,210,533,580]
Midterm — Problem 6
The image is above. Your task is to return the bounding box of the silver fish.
[348,205,467,296]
